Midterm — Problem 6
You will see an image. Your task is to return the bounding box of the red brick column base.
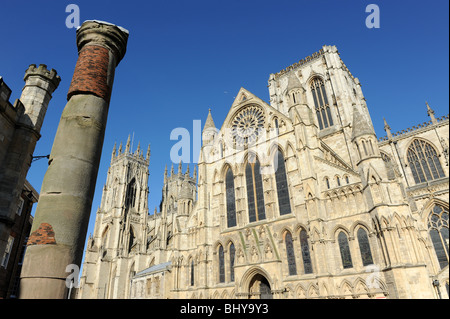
[27,223,56,245]
[67,45,111,102]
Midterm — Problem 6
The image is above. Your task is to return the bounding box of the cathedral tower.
[80,136,150,298]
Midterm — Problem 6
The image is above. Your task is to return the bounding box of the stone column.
[20,21,129,299]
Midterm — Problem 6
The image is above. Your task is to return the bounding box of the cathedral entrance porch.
[249,274,273,299]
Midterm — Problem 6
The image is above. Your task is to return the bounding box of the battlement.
[378,114,449,142]
[23,64,61,89]
[272,47,326,79]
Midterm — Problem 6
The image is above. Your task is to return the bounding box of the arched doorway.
[249,274,273,299]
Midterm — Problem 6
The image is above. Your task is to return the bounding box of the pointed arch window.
[128,226,136,254]
[229,243,235,282]
[274,150,291,216]
[246,157,266,223]
[357,228,374,266]
[407,139,445,184]
[311,78,333,129]
[285,232,297,275]
[225,168,237,228]
[274,118,279,136]
[218,245,225,283]
[428,205,449,269]
[190,259,195,286]
[338,231,353,269]
[300,229,313,274]
[125,178,137,209]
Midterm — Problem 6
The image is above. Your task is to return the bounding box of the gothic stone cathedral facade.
[78,45,449,299]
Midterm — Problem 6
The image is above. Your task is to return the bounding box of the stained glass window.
[125,178,137,209]
[275,150,291,216]
[226,168,237,227]
[218,245,225,283]
[338,232,353,269]
[285,232,297,275]
[311,78,333,130]
[357,228,374,266]
[229,243,235,282]
[246,158,266,223]
[428,205,449,269]
[407,140,445,184]
[300,229,313,274]
[246,163,256,223]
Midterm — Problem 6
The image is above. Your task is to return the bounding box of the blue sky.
[1,0,448,263]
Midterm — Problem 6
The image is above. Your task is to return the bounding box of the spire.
[178,160,182,175]
[171,163,174,176]
[351,105,374,140]
[383,117,392,140]
[164,165,168,183]
[111,142,117,161]
[125,134,131,153]
[193,165,197,180]
[202,109,216,132]
[118,141,123,154]
[186,164,190,176]
[146,144,151,160]
[426,101,437,124]
[135,141,141,156]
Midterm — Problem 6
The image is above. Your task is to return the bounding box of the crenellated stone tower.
[0,64,60,263]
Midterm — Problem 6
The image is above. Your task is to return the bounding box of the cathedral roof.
[133,261,172,278]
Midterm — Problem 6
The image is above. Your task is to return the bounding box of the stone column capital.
[76,20,129,66]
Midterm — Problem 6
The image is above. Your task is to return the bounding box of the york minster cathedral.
[78,45,449,299]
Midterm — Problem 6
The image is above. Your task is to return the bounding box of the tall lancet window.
[245,157,266,223]
[357,228,374,266]
[285,231,297,276]
[128,226,136,254]
[125,178,137,209]
[229,243,235,282]
[338,231,353,269]
[190,259,195,286]
[311,78,333,129]
[407,139,445,184]
[300,229,313,274]
[225,168,237,228]
[218,245,225,283]
[274,150,291,216]
[428,205,449,269]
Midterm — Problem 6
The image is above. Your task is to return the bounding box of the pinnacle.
[203,108,216,132]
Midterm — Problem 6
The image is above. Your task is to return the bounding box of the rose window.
[230,106,265,147]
